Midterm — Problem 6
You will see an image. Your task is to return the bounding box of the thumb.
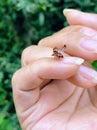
[63,9,97,30]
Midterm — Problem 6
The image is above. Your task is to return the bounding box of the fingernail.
[80,66,97,83]
[62,57,84,65]
[80,38,97,52]
[63,9,81,16]
[80,28,97,40]
[80,28,97,37]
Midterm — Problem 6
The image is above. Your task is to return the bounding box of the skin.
[12,10,97,130]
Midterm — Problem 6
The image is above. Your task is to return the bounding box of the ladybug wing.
[53,47,59,55]
[61,44,66,53]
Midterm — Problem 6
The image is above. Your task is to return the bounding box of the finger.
[69,65,97,88]
[21,46,97,89]
[12,56,84,113]
[63,9,97,30]
[21,46,53,66]
[38,26,97,61]
[21,45,68,66]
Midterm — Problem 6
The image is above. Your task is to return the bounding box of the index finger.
[38,26,97,61]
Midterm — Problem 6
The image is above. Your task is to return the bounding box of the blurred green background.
[0,0,97,129]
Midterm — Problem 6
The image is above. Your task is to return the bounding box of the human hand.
[12,25,97,130]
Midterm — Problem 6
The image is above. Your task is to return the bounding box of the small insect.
[52,44,66,58]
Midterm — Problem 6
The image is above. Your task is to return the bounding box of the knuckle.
[38,38,45,46]
[21,45,37,66]
[11,69,21,88]
[38,37,49,46]
[21,46,31,65]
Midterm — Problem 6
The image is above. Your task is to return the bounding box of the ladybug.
[52,44,66,58]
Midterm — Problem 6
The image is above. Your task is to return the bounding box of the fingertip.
[63,9,78,16]
[69,65,97,88]
[63,9,82,24]
[63,8,97,30]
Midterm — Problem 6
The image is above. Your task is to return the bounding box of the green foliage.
[92,61,97,71]
[0,0,97,129]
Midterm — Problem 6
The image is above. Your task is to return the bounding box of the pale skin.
[12,10,97,130]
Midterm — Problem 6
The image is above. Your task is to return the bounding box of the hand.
[12,25,97,129]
